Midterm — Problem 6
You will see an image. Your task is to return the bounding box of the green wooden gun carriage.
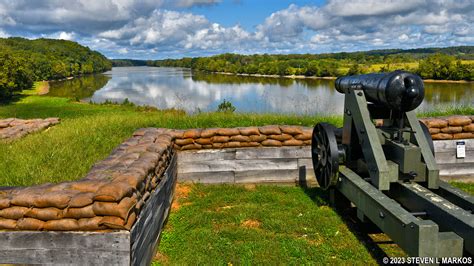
[312,71,473,257]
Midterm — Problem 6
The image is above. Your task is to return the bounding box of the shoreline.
[209,71,473,83]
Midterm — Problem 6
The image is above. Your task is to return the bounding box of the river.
[46,66,473,115]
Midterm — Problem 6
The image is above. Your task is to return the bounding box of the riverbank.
[210,71,473,83]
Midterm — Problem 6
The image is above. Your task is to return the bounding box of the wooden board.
[177,147,314,185]
[235,146,310,160]
[178,171,235,183]
[130,153,177,266]
[0,231,130,265]
[178,158,299,173]
[433,139,474,178]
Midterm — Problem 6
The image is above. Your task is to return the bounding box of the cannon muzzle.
[335,70,424,112]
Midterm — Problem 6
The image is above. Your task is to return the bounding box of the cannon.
[312,71,473,258]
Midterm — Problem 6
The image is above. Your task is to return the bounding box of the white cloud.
[58,31,75,40]
[0,0,472,58]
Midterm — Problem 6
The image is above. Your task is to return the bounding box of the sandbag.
[427,119,448,128]
[441,126,463,134]
[249,134,266,142]
[93,196,137,220]
[238,127,259,136]
[202,144,213,149]
[181,143,202,150]
[453,133,474,139]
[428,127,440,134]
[43,219,79,231]
[295,132,311,141]
[279,126,303,135]
[240,142,260,147]
[259,126,281,135]
[183,129,201,139]
[0,196,10,209]
[217,128,240,136]
[64,205,95,219]
[0,206,29,219]
[124,212,137,230]
[32,191,76,209]
[463,124,474,132]
[69,192,95,208]
[200,128,219,138]
[212,136,230,143]
[448,116,471,126]
[261,139,282,147]
[212,142,224,149]
[195,138,212,145]
[431,133,453,140]
[303,140,311,145]
[175,138,194,146]
[268,134,292,141]
[283,139,304,146]
[25,207,63,221]
[17,218,44,230]
[70,180,108,193]
[224,142,241,148]
[78,217,106,230]
[230,135,250,142]
[0,218,17,229]
[94,181,134,202]
[100,216,126,229]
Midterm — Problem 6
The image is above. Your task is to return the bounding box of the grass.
[154,184,382,265]
[155,183,473,264]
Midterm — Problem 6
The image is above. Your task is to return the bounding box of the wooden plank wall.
[0,231,131,265]
[177,146,317,185]
[130,153,177,266]
[434,139,474,180]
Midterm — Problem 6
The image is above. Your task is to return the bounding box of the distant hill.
[149,46,473,81]
[0,37,111,98]
[111,59,148,67]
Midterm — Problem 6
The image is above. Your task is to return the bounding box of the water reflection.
[47,74,111,100]
[46,66,473,115]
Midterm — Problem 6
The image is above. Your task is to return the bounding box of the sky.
[0,0,472,59]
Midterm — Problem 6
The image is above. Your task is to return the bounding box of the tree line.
[148,46,473,81]
[0,37,111,99]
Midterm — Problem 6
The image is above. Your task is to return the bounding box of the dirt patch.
[244,184,256,191]
[37,81,50,95]
[153,251,169,264]
[241,219,261,228]
[171,183,192,211]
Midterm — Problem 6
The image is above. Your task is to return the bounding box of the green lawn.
[155,183,473,265]
[154,184,378,264]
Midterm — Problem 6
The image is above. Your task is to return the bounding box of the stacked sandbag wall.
[172,125,312,150]
[0,118,60,141]
[0,128,176,231]
[420,115,474,140]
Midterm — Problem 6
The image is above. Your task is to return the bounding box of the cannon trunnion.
[312,71,473,258]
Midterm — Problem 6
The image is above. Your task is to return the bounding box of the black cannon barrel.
[335,70,424,112]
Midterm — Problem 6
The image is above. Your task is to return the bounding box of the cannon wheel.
[312,123,340,190]
[419,121,435,156]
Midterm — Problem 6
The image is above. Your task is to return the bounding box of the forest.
[149,46,473,81]
[0,37,111,99]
